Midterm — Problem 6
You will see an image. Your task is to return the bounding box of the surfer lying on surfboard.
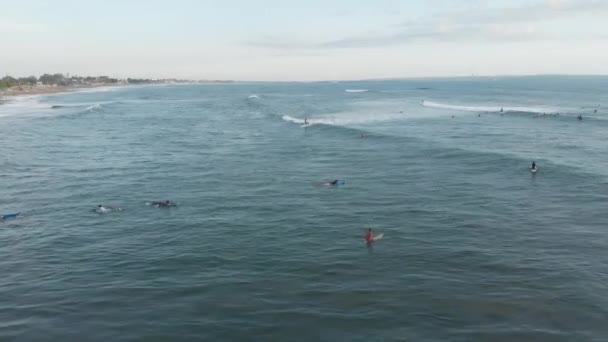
[319,179,345,186]
[149,200,175,207]
[96,205,123,213]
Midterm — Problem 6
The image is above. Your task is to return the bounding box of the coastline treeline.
[0,73,120,89]
[1,73,233,89]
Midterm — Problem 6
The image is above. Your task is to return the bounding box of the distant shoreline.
[0,81,238,103]
[0,83,125,100]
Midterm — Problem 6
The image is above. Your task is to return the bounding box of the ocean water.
[1,76,608,341]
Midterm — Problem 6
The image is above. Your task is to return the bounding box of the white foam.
[422,100,559,114]
[282,111,409,127]
[85,103,102,112]
[282,115,305,124]
[345,89,369,93]
[248,94,260,99]
[73,85,125,94]
[0,95,52,117]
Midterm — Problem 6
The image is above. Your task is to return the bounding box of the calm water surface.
[1,76,608,341]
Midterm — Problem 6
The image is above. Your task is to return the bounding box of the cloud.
[249,0,608,50]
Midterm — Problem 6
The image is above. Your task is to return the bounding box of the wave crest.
[422,100,559,114]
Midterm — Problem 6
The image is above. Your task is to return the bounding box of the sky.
[0,0,607,81]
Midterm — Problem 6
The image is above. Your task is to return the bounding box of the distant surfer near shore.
[577,115,583,120]
[304,117,308,125]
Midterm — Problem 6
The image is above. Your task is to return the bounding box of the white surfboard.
[531,167,538,173]
[365,233,384,243]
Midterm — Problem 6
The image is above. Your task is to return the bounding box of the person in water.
[150,200,173,207]
[365,228,374,243]
[531,161,536,170]
[577,115,583,120]
[97,204,110,213]
[500,108,504,112]
[330,180,339,185]
[304,117,308,124]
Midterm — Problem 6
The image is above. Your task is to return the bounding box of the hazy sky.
[1,0,607,81]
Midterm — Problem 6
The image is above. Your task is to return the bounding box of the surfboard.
[320,180,346,186]
[531,168,538,173]
[365,233,384,244]
[1,212,20,219]
[372,233,384,241]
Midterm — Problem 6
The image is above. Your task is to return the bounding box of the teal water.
[1,76,608,341]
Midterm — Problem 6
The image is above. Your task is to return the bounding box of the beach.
[0,83,129,102]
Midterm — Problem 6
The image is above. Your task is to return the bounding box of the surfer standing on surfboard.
[365,228,374,243]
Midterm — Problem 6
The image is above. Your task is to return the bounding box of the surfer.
[500,108,503,112]
[330,180,339,185]
[97,205,122,213]
[577,115,583,120]
[531,161,536,170]
[594,109,597,113]
[365,228,374,243]
[304,117,308,125]
[152,200,174,207]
